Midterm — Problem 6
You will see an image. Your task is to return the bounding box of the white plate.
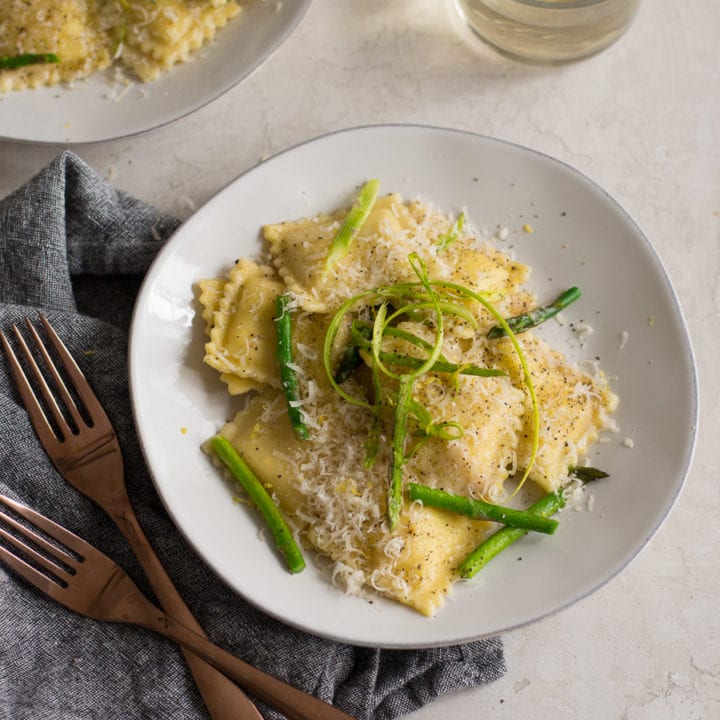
[0,0,311,144]
[130,125,698,648]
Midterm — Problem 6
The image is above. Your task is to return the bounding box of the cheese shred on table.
[198,190,618,616]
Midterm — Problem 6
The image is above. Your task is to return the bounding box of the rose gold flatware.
[0,494,355,720]
[0,315,262,720]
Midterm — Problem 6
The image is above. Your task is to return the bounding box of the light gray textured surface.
[0,0,718,717]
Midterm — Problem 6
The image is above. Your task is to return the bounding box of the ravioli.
[488,333,618,491]
[121,0,241,82]
[0,0,114,92]
[198,189,618,615]
[264,194,529,314]
[0,0,241,91]
[214,386,496,615]
[202,259,284,394]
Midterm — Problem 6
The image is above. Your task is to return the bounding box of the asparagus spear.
[325,179,380,270]
[487,286,581,338]
[388,375,414,530]
[338,346,504,383]
[333,342,363,384]
[407,483,559,535]
[459,489,566,578]
[275,294,309,440]
[569,465,609,482]
[333,322,372,384]
[0,53,61,70]
[459,466,608,578]
[378,352,505,378]
[210,436,306,574]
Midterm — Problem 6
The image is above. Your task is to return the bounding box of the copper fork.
[0,315,262,720]
[0,494,354,720]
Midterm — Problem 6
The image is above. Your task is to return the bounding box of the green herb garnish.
[435,212,465,253]
[0,54,61,70]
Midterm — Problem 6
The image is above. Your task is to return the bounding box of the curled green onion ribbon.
[361,349,504,379]
[384,255,447,528]
[111,0,130,58]
[355,321,449,361]
[323,287,380,408]
[407,400,463,442]
[335,321,458,385]
[425,279,540,498]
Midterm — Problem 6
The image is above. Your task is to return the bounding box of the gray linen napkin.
[0,152,505,720]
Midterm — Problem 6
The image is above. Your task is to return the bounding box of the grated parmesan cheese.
[200,190,619,616]
[0,0,242,91]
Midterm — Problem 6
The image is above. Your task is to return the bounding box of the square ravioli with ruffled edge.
[197,186,618,616]
[0,0,241,91]
[0,0,114,91]
[121,0,241,82]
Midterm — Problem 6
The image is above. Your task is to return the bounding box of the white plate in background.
[130,125,697,648]
[0,0,312,145]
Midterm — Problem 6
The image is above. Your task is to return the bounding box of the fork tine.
[12,323,76,439]
[38,314,108,425]
[0,329,60,444]
[0,495,89,560]
[24,317,87,432]
[0,495,79,592]
[0,509,76,580]
[0,542,63,596]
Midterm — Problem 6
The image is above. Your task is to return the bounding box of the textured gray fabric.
[0,152,505,720]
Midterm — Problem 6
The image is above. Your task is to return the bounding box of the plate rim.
[129,123,699,647]
[0,0,313,145]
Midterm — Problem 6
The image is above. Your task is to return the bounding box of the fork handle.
[136,607,356,720]
[110,505,263,720]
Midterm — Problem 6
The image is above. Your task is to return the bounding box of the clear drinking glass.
[452,0,642,63]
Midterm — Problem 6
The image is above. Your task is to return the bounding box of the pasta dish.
[0,0,241,92]
[197,181,618,616]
